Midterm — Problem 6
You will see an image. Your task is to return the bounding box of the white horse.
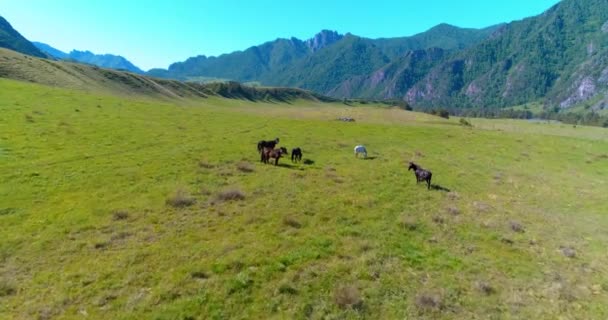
[354,145,367,158]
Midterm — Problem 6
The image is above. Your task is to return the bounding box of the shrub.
[166,188,196,208]
[0,280,16,297]
[446,207,461,216]
[560,246,576,258]
[334,285,363,309]
[215,189,246,202]
[415,293,443,311]
[191,271,209,279]
[509,221,525,233]
[278,283,298,295]
[198,160,215,169]
[112,210,129,221]
[236,162,254,173]
[475,281,495,295]
[283,216,302,229]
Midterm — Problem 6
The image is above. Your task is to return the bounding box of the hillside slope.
[0,48,330,103]
[0,16,46,58]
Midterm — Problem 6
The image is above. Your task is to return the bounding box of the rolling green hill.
[0,48,329,103]
[0,16,46,58]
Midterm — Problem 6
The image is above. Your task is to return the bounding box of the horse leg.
[427,177,431,190]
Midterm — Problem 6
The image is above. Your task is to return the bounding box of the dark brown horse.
[408,162,432,190]
[263,147,288,165]
[291,147,302,163]
[257,138,280,154]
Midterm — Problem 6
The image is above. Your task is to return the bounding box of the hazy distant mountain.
[32,41,68,59]
[34,42,143,74]
[0,16,46,58]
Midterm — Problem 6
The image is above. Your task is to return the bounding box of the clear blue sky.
[2,0,561,71]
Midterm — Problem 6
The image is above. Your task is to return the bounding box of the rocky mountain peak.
[305,30,343,52]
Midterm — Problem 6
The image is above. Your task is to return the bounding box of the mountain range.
[2,0,608,113]
[33,42,143,74]
[146,0,608,112]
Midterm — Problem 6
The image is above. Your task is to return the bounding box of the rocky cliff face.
[305,30,344,52]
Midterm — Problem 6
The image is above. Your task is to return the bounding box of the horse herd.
[256,137,434,190]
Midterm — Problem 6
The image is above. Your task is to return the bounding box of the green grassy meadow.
[1,78,608,319]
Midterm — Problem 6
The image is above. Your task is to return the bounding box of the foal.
[408,162,432,190]
[263,147,288,166]
[291,147,302,163]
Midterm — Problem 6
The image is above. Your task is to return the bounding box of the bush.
[459,118,472,127]
[166,188,196,208]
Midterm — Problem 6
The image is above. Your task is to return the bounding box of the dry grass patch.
[446,206,461,216]
[560,246,576,258]
[215,189,246,203]
[111,210,129,221]
[509,221,525,233]
[166,188,196,208]
[334,285,363,309]
[415,292,443,311]
[475,281,495,295]
[399,215,419,231]
[0,280,16,297]
[283,216,302,229]
[236,161,254,173]
[198,160,215,169]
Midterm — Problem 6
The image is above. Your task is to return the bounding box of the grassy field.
[1,77,608,319]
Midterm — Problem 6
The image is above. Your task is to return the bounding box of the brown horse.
[263,147,288,165]
[408,162,432,190]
